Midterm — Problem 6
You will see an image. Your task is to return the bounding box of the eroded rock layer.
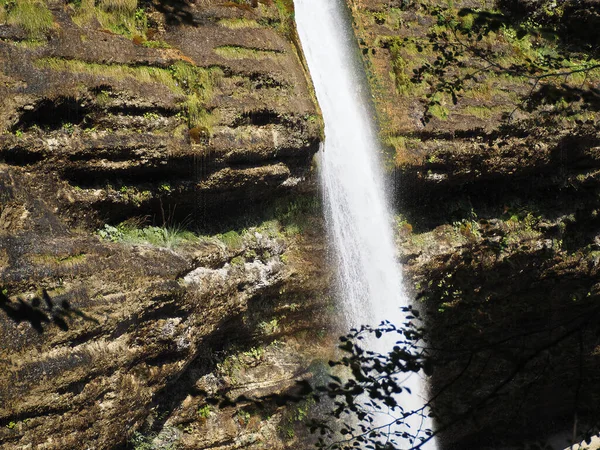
[0,1,328,449]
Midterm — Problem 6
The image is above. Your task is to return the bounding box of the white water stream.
[294,0,437,448]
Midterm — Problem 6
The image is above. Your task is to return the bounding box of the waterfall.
[294,0,437,448]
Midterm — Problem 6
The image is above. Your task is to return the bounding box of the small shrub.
[197,405,211,420]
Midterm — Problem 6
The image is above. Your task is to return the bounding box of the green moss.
[5,0,54,39]
[384,135,422,168]
[429,103,449,120]
[10,38,46,48]
[369,11,387,25]
[35,58,182,93]
[168,62,223,132]
[461,105,494,119]
[272,0,293,36]
[218,230,244,250]
[56,253,87,264]
[390,52,411,94]
[214,45,281,60]
[170,62,220,101]
[230,256,245,266]
[36,58,221,136]
[218,17,259,29]
[142,39,171,49]
[72,0,146,40]
[185,94,218,131]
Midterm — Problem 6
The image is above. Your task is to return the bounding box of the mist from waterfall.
[294,0,437,448]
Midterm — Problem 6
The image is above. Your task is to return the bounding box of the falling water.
[294,0,436,448]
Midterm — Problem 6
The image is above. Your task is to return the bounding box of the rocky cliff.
[0,0,329,448]
[347,0,600,447]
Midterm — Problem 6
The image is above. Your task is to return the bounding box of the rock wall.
[0,1,329,449]
[346,0,600,447]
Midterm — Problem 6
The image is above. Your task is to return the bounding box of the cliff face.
[347,0,600,447]
[0,0,322,225]
[0,1,329,449]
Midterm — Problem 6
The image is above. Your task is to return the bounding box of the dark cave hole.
[233,109,281,127]
[14,96,90,131]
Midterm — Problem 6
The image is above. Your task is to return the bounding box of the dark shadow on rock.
[526,84,600,114]
[153,0,196,26]
[0,288,99,333]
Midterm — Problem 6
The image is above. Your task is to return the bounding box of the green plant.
[242,346,264,360]
[97,222,196,249]
[142,39,171,48]
[389,40,411,94]
[258,318,279,335]
[169,62,219,103]
[185,95,217,132]
[166,62,223,133]
[402,5,600,123]
[72,0,146,40]
[143,111,160,121]
[62,122,75,133]
[197,405,211,419]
